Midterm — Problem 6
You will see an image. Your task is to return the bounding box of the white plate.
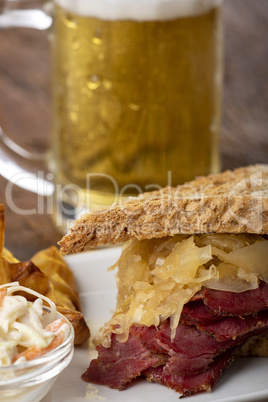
[42,247,268,402]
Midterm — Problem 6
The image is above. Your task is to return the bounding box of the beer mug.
[0,0,223,232]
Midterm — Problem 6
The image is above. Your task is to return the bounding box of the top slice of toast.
[59,164,268,255]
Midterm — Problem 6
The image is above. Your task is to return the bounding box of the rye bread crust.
[59,164,268,255]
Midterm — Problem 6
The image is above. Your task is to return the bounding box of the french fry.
[0,205,90,345]
[0,258,12,285]
[57,307,90,346]
[31,246,81,311]
[2,248,19,263]
[31,247,90,344]
[9,260,50,300]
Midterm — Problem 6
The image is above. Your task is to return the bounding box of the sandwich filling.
[82,234,268,397]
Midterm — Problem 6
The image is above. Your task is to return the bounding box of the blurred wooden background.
[0,0,267,261]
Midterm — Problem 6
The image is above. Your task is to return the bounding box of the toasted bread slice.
[59,164,268,255]
[238,333,268,357]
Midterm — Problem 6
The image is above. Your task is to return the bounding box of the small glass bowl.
[0,310,74,402]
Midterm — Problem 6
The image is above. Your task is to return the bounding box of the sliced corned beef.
[83,318,268,395]
[82,281,268,397]
[134,320,232,376]
[203,281,268,316]
[195,310,268,341]
[143,347,237,397]
[82,332,160,390]
[181,299,268,341]
[154,320,236,359]
[181,300,222,326]
[150,320,268,376]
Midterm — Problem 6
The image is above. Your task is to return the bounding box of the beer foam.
[55,0,222,21]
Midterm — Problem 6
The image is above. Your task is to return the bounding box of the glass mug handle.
[0,0,53,196]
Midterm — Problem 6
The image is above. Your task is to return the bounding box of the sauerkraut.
[96,234,268,347]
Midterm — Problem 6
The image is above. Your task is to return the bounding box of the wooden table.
[0,0,267,261]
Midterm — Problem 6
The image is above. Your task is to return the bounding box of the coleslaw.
[0,282,71,366]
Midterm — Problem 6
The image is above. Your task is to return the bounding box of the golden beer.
[51,0,222,222]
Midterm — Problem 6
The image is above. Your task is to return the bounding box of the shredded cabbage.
[0,282,70,366]
[96,234,268,347]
